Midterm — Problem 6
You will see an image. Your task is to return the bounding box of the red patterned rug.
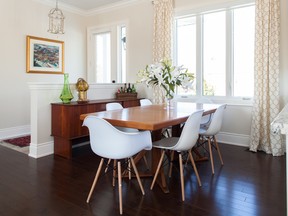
[3,135,30,147]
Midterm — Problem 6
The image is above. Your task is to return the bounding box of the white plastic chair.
[195,97,213,127]
[150,110,204,201]
[106,102,139,133]
[199,104,226,174]
[139,99,172,138]
[140,99,152,106]
[83,116,152,215]
[106,102,149,172]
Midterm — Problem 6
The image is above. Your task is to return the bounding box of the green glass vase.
[60,73,74,104]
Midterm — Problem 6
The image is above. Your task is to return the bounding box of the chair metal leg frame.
[113,159,117,186]
[128,159,131,180]
[87,158,104,203]
[168,150,174,178]
[107,154,150,176]
[142,155,150,170]
[105,158,111,173]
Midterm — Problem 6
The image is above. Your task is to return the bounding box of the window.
[87,22,127,83]
[174,3,255,98]
[119,26,127,83]
[95,32,111,83]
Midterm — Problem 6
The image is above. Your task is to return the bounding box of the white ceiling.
[57,0,125,11]
[37,0,144,15]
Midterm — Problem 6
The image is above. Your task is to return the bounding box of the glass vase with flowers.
[138,59,194,108]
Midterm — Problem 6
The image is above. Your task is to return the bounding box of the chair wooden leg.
[168,150,174,178]
[179,153,185,201]
[208,138,215,174]
[150,150,165,190]
[117,161,123,215]
[188,150,202,187]
[112,159,117,187]
[105,158,111,173]
[130,157,145,195]
[86,158,104,203]
[213,136,224,165]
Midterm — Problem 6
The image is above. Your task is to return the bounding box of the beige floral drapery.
[152,0,173,104]
[249,0,283,156]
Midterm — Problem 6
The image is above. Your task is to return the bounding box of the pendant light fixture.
[48,0,65,34]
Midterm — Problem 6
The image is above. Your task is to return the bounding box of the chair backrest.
[82,116,152,159]
[196,98,213,125]
[203,104,226,135]
[106,102,123,111]
[140,99,152,106]
[173,110,204,151]
[106,102,139,132]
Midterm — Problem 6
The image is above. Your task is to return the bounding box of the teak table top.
[80,102,221,131]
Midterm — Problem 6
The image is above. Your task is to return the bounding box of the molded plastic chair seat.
[198,104,226,174]
[83,116,152,215]
[105,102,149,174]
[150,110,204,201]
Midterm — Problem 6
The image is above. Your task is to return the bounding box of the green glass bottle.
[60,73,74,104]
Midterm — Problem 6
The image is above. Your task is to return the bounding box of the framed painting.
[26,35,64,74]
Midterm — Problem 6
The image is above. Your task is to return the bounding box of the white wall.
[85,1,153,83]
[1,0,288,158]
[0,0,86,139]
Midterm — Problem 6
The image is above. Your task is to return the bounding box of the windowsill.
[175,95,253,106]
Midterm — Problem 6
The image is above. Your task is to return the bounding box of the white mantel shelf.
[271,104,288,216]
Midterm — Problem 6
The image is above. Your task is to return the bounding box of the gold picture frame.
[26,35,64,74]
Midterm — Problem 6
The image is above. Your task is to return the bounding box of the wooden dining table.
[80,101,221,193]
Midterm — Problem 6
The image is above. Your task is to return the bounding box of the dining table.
[80,101,221,193]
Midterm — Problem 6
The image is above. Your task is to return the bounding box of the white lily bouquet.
[138,59,194,100]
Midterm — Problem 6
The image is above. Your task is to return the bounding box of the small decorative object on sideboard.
[60,73,74,104]
[116,83,137,99]
[76,78,89,103]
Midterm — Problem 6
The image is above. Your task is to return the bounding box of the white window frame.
[87,21,128,83]
[173,0,255,105]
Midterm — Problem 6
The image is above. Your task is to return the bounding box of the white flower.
[138,59,194,98]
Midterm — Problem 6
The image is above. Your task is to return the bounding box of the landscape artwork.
[33,44,59,69]
[26,36,64,74]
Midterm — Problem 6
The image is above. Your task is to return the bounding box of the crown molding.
[33,0,148,16]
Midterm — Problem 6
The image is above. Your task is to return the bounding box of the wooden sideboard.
[51,98,141,159]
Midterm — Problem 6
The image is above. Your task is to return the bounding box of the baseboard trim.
[29,141,54,158]
[217,132,250,147]
[0,125,30,140]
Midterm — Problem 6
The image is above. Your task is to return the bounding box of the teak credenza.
[51,98,141,159]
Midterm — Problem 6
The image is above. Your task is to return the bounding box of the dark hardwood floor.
[0,143,285,216]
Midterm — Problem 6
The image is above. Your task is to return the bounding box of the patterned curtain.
[152,0,173,104]
[249,0,283,156]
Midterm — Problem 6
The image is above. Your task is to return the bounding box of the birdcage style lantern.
[48,0,65,34]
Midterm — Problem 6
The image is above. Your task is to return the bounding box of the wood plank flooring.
[0,143,285,216]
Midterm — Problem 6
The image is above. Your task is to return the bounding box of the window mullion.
[196,15,203,96]
[226,9,233,97]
